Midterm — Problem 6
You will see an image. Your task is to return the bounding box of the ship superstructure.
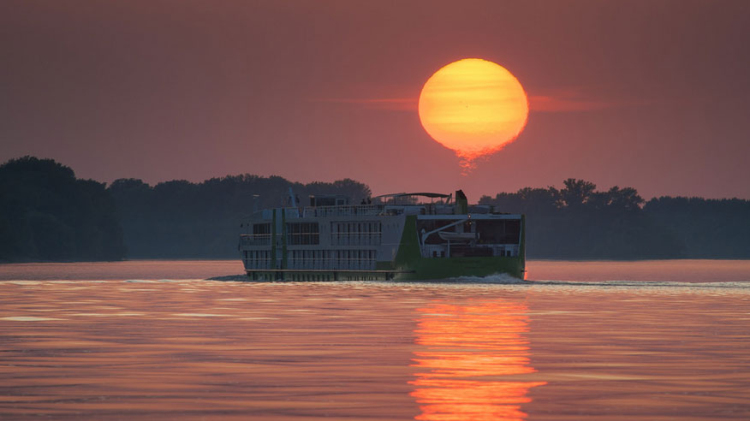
[239,190,524,281]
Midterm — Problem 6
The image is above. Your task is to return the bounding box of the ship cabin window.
[331,221,381,246]
[476,220,521,244]
[246,250,271,269]
[252,223,271,245]
[287,222,320,245]
[310,195,349,207]
[253,223,270,236]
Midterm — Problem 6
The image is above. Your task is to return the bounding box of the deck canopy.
[374,192,450,199]
[374,192,451,203]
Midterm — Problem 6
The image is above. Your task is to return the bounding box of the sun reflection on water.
[410,301,546,420]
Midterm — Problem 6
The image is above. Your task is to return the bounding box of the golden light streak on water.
[410,301,546,420]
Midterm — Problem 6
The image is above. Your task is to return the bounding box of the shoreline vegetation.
[2,156,749,263]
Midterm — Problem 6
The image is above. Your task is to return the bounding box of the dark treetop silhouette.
[479,179,750,259]
[0,156,125,261]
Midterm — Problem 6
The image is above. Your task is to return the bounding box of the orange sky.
[2,0,750,200]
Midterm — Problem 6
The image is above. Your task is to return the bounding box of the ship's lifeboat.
[438,231,478,242]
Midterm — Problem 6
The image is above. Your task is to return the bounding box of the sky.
[2,0,750,200]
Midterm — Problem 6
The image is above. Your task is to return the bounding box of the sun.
[418,58,529,170]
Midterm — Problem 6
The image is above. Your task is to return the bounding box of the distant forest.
[1,156,749,262]
[479,179,750,259]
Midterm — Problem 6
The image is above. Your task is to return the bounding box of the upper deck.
[247,191,518,221]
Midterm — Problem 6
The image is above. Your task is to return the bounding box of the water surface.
[0,260,748,420]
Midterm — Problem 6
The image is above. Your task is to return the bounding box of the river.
[1,260,748,420]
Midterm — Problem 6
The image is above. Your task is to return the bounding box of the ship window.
[251,223,271,245]
[287,222,320,245]
[331,221,381,246]
[475,220,521,244]
[253,223,271,235]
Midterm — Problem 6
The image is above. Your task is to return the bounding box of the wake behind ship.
[239,190,525,281]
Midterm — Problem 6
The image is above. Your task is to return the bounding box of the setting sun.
[418,58,529,169]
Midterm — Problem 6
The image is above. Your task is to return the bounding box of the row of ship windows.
[289,249,376,261]
[330,222,381,234]
[243,249,377,261]
[287,222,319,245]
[290,249,377,270]
[244,250,271,262]
[246,222,383,246]
[243,250,377,270]
[331,222,381,246]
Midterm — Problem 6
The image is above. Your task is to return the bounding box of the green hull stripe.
[281,209,287,270]
[270,209,276,268]
[394,215,421,268]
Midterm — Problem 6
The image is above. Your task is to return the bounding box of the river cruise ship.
[239,190,525,281]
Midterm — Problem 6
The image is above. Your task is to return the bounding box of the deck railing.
[302,205,384,217]
[239,234,271,246]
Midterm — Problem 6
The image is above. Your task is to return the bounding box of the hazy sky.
[2,0,749,200]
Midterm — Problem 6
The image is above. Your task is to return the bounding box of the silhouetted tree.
[0,156,125,261]
[560,178,597,208]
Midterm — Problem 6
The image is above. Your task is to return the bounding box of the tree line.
[1,157,748,262]
[107,175,370,258]
[0,156,125,261]
[479,178,750,259]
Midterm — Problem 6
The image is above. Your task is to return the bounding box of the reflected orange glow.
[410,302,545,420]
[418,59,529,170]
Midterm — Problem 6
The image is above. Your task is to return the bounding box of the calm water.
[1,260,749,420]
